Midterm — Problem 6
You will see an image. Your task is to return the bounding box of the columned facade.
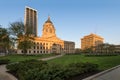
[18,16,75,54]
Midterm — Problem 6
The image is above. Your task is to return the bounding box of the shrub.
[7,60,98,80]
[0,59,10,65]
[64,62,98,78]
[24,63,66,80]
[6,59,47,79]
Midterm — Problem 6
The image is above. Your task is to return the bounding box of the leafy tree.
[9,21,34,54]
[83,47,93,54]
[18,35,34,54]
[9,21,24,37]
[0,26,11,54]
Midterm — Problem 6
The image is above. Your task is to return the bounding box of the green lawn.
[0,54,55,63]
[48,54,120,70]
[1,54,120,70]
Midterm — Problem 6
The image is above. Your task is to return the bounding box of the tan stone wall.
[18,16,75,54]
[81,33,104,50]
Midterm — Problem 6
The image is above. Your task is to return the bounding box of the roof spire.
[45,15,52,23]
[48,16,50,21]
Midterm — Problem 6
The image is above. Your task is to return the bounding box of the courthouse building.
[81,33,104,50]
[18,7,75,54]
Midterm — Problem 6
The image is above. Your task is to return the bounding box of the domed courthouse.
[18,7,75,54]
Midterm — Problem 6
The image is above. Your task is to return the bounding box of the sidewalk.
[0,65,17,80]
[83,65,120,80]
[38,54,64,61]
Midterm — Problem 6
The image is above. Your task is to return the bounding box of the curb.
[82,65,120,80]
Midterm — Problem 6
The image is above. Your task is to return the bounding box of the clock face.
[42,22,56,38]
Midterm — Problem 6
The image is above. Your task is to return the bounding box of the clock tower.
[42,16,56,38]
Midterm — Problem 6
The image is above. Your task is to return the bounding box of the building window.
[34,42,36,45]
[37,42,39,45]
[37,51,39,53]
[34,51,36,53]
[40,43,42,45]
[40,51,42,53]
[34,46,36,49]
[43,43,45,45]
[29,50,31,53]
[43,47,45,49]
[40,46,42,49]
[37,46,39,49]
[43,51,45,53]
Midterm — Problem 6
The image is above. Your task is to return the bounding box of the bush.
[6,59,47,79]
[7,60,98,80]
[0,59,10,65]
[24,63,66,80]
[85,54,118,57]
[64,62,98,78]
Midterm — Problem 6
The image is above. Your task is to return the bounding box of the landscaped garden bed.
[1,54,120,80]
[6,59,98,80]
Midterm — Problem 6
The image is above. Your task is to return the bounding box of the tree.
[17,35,34,54]
[9,21,34,54]
[0,26,11,54]
[9,21,24,37]
[83,47,93,54]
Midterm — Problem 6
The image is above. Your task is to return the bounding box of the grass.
[47,54,120,70]
[1,54,120,70]
[0,54,56,63]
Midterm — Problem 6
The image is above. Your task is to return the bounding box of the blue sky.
[0,0,120,48]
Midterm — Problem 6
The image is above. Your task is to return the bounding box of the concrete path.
[39,54,64,61]
[0,65,17,80]
[83,65,120,80]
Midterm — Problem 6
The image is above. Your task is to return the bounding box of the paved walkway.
[83,65,120,80]
[0,65,17,80]
[38,54,64,61]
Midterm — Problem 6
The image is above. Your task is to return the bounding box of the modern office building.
[81,33,104,50]
[24,6,38,36]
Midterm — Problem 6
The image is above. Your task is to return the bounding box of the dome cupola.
[42,16,56,38]
[45,16,53,24]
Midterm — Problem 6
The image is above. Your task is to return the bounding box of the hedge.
[7,60,98,80]
[0,59,10,65]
